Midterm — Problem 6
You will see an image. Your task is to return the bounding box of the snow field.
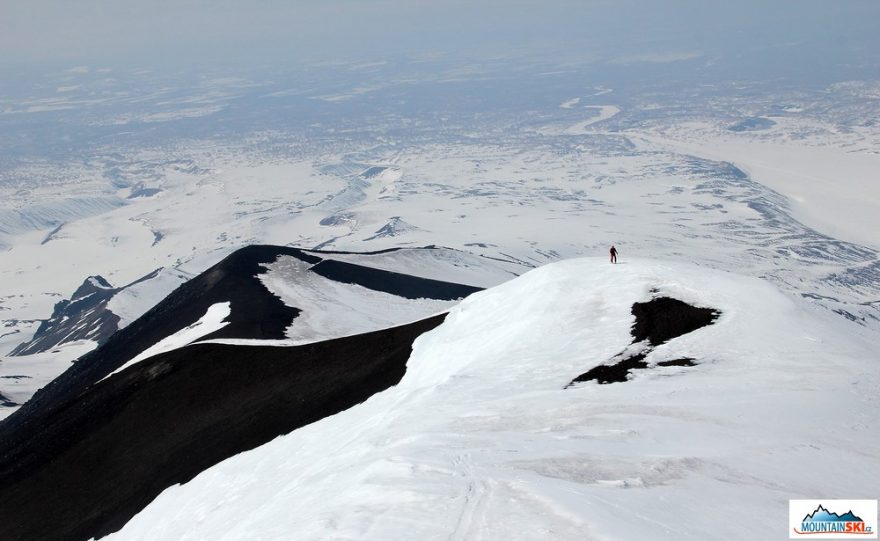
[633,127,880,251]
[253,256,452,345]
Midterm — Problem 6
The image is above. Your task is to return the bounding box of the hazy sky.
[1,0,878,77]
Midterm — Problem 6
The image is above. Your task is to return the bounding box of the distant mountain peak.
[71,276,115,301]
[11,276,121,357]
[802,504,864,523]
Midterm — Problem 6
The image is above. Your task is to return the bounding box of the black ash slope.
[0,314,445,541]
[310,259,481,300]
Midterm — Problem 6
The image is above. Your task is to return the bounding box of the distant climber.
[610,245,618,264]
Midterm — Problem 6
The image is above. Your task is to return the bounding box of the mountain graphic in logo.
[803,506,865,524]
[795,504,873,536]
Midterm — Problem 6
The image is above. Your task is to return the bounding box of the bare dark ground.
[631,297,719,346]
[569,297,719,385]
[0,314,445,541]
[571,353,649,384]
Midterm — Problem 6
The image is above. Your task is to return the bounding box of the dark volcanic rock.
[1,245,482,440]
[631,297,719,346]
[571,352,649,384]
[0,314,445,541]
[657,358,697,367]
[570,297,719,385]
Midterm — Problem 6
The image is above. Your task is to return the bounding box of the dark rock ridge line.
[0,243,485,541]
[569,297,719,385]
[310,259,482,301]
[0,314,446,541]
[0,245,485,439]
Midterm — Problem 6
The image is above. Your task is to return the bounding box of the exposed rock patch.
[570,297,719,386]
[631,297,719,346]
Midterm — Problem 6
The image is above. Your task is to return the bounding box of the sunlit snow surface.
[105,268,191,328]
[252,255,459,346]
[108,259,879,540]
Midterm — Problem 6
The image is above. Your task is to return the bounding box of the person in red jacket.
[610,245,618,264]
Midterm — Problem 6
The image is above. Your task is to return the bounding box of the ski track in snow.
[449,452,492,541]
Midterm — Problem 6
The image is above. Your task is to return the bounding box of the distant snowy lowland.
[106,259,880,540]
[0,56,878,541]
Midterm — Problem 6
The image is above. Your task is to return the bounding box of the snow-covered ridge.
[110,258,879,540]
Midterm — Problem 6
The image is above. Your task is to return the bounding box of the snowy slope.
[252,256,458,346]
[105,267,192,328]
[109,259,880,540]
